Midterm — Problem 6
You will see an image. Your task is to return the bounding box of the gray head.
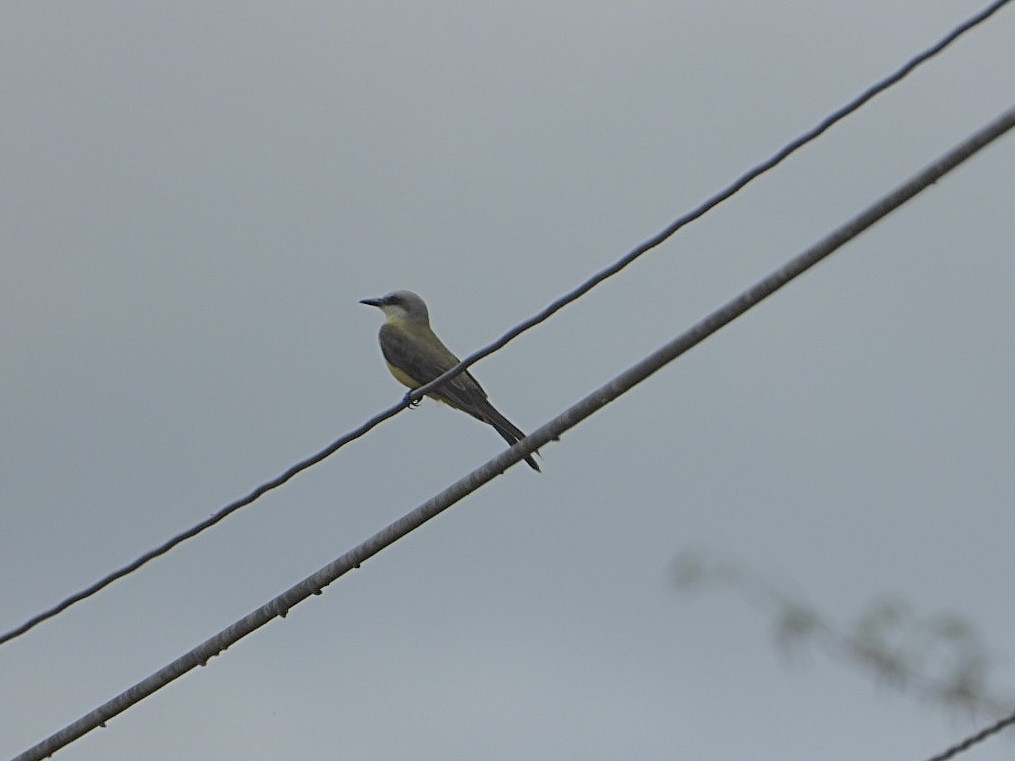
[359,290,430,324]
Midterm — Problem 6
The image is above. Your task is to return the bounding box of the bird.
[360,290,540,471]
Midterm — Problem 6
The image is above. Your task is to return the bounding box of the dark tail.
[479,402,541,472]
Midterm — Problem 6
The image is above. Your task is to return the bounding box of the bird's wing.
[379,322,541,471]
[378,322,489,412]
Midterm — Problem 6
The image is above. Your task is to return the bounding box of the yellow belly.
[386,361,421,390]
[385,361,455,407]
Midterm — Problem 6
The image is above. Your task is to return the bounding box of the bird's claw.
[404,391,421,409]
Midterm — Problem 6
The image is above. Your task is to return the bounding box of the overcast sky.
[3,2,1014,760]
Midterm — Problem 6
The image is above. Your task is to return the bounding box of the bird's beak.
[359,297,383,307]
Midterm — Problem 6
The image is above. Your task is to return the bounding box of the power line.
[12,103,1014,761]
[2,0,1007,650]
[922,711,1015,761]
[405,0,1013,407]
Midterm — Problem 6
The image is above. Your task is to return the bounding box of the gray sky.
[3,2,1014,759]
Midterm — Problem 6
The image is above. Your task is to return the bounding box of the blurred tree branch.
[671,550,1013,717]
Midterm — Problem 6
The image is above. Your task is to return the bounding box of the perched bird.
[360,290,540,471]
